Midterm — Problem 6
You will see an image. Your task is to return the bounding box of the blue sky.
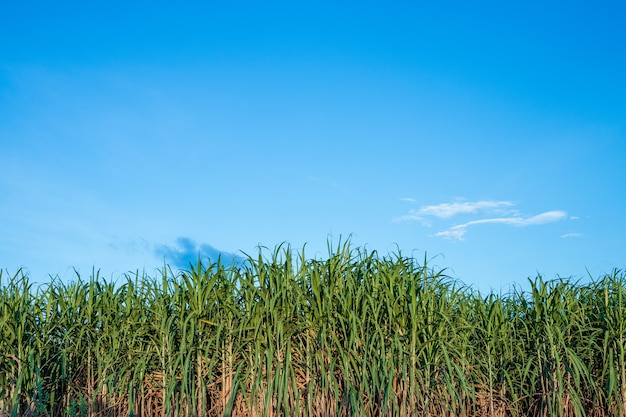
[1,1,624,292]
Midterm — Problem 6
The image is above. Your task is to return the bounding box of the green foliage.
[0,244,625,416]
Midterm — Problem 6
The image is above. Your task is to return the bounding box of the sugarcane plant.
[1,243,625,416]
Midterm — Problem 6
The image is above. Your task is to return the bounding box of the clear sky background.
[1,1,624,293]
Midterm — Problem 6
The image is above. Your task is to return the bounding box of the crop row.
[1,243,625,416]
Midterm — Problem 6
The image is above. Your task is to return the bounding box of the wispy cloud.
[435,211,568,241]
[399,197,416,203]
[395,199,569,241]
[394,200,514,223]
[155,237,242,269]
[418,201,515,218]
[561,232,583,238]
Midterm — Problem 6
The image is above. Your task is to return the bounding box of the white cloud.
[417,200,514,219]
[521,211,568,225]
[399,197,416,203]
[394,199,569,241]
[392,213,422,223]
[434,229,466,240]
[435,211,568,241]
[561,232,583,238]
[393,200,514,223]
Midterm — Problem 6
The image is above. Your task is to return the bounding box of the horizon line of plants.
[1,242,625,417]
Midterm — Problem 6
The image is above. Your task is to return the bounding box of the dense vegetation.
[1,243,625,417]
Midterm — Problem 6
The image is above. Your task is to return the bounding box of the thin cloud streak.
[435,211,568,241]
[561,232,583,238]
[418,201,515,218]
[394,200,514,222]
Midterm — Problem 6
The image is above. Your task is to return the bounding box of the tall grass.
[1,242,625,416]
